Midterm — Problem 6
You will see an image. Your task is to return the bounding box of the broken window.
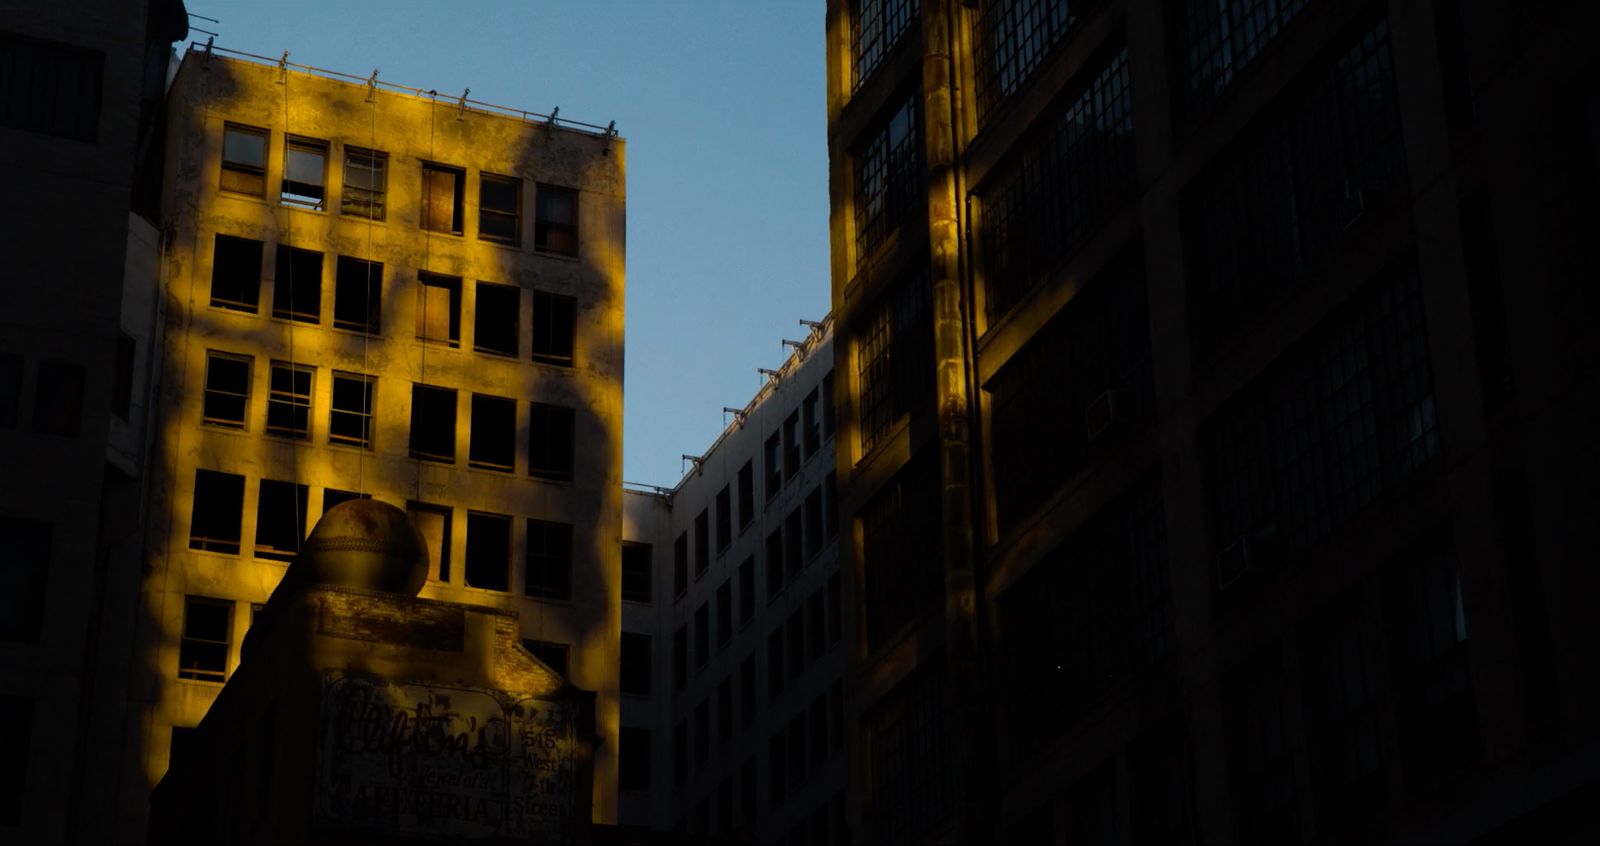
[529,402,575,482]
[534,183,578,255]
[328,371,374,448]
[469,393,516,472]
[210,234,263,313]
[479,172,522,244]
[189,469,244,554]
[221,124,267,196]
[281,136,328,209]
[421,162,465,233]
[407,501,451,583]
[265,362,313,439]
[523,639,570,677]
[526,518,573,600]
[332,256,381,334]
[622,542,652,604]
[178,596,232,682]
[254,479,308,562]
[32,359,84,436]
[621,632,652,694]
[272,245,323,323]
[531,291,576,366]
[341,146,386,219]
[474,281,520,356]
[464,511,511,591]
[409,384,456,463]
[416,273,461,347]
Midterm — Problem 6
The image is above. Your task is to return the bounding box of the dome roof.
[295,499,428,596]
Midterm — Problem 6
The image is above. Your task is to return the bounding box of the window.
[765,433,782,499]
[830,683,844,751]
[408,502,451,583]
[265,362,313,439]
[202,352,251,429]
[718,679,733,744]
[862,453,942,647]
[1225,654,1299,842]
[620,726,652,791]
[694,510,710,576]
[783,411,801,479]
[768,732,787,801]
[788,715,807,785]
[856,267,933,455]
[716,579,732,647]
[179,596,232,682]
[464,511,511,591]
[673,625,688,689]
[1386,541,1480,785]
[220,124,268,195]
[787,608,806,679]
[784,508,803,579]
[740,655,757,723]
[807,588,826,662]
[622,542,652,603]
[810,694,829,765]
[803,390,821,458]
[821,370,836,438]
[1182,0,1313,117]
[0,695,32,825]
[329,372,375,448]
[341,146,387,219]
[824,471,839,539]
[767,630,785,698]
[535,183,578,255]
[479,173,522,244]
[694,603,710,669]
[1305,602,1386,831]
[0,352,20,428]
[849,0,914,91]
[715,486,732,551]
[0,31,102,141]
[865,664,949,846]
[971,0,1090,123]
[740,557,756,624]
[0,517,50,643]
[332,256,381,334]
[672,720,688,787]
[526,519,573,600]
[828,572,842,645]
[474,281,519,356]
[421,162,465,233]
[322,488,369,513]
[695,699,710,764]
[853,92,921,266]
[409,384,456,463]
[210,234,263,313]
[741,756,759,822]
[738,460,755,527]
[254,479,308,562]
[765,529,784,600]
[804,488,824,559]
[531,291,576,366]
[416,273,461,346]
[113,333,134,421]
[271,246,323,323]
[29,358,82,437]
[674,532,689,596]
[189,470,244,554]
[469,393,516,472]
[527,402,576,482]
[281,137,328,209]
[1129,723,1199,844]
[621,632,652,695]
[522,639,570,677]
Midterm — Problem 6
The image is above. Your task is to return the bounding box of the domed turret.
[294,499,428,596]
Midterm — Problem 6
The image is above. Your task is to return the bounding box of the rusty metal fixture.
[294,498,427,596]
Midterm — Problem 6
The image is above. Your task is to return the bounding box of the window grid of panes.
[855,268,933,457]
[1226,654,1300,841]
[860,453,942,648]
[1183,0,1314,118]
[853,94,922,268]
[980,47,1132,321]
[851,0,916,92]
[971,0,1094,124]
[865,663,950,846]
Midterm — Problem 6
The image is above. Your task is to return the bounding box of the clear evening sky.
[182,0,830,488]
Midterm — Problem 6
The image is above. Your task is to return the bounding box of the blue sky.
[183,0,831,487]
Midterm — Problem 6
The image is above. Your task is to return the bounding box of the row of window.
[670,572,844,697]
[207,234,579,365]
[648,739,848,846]
[1,351,90,437]
[219,124,579,254]
[664,680,846,804]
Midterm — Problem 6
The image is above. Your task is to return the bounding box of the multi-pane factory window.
[619,726,652,791]
[0,518,49,643]
[621,632,652,695]
[695,509,710,576]
[853,92,921,267]
[332,256,382,334]
[971,0,1090,124]
[738,460,755,527]
[1203,261,1439,573]
[464,511,511,592]
[535,184,579,256]
[272,245,323,323]
[0,31,102,141]
[189,470,244,554]
[1186,15,1406,352]
[407,501,451,583]
[850,0,915,91]
[523,639,569,677]
[525,519,573,600]
[531,291,577,366]
[1182,0,1313,117]
[988,249,1150,530]
[178,596,232,682]
[416,273,462,347]
[1305,600,1386,830]
[210,234,262,313]
[328,372,375,449]
[739,557,756,624]
[474,281,520,356]
[421,162,465,234]
[622,542,652,603]
[865,662,949,846]
[528,402,575,482]
[855,267,932,456]
[479,173,522,244]
[281,136,328,210]
[860,452,942,648]
[999,476,1171,745]
[202,352,251,429]
[1386,539,1479,785]
[220,124,267,196]
[254,479,308,562]
[674,532,689,596]
[408,384,456,463]
[980,47,1133,321]
[469,393,516,472]
[1225,652,1299,842]
[341,146,386,219]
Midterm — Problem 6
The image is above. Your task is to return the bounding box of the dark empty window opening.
[0,31,103,142]
[805,488,824,559]
[620,726,652,791]
[333,256,382,334]
[480,173,522,244]
[254,479,308,562]
[421,162,465,234]
[740,556,756,624]
[767,631,785,698]
[464,511,511,591]
[695,510,710,576]
[621,632,652,695]
[531,291,577,366]
[210,234,263,313]
[738,460,755,527]
[674,533,689,596]
[329,372,375,449]
[0,694,34,822]
[784,508,803,578]
[822,370,836,438]
[522,639,570,677]
[766,530,784,600]
[529,402,575,482]
[535,183,578,255]
[179,596,232,682]
[0,517,51,644]
[765,433,782,499]
[469,393,516,472]
[1,352,22,428]
[342,146,387,219]
[474,282,520,357]
[408,502,451,583]
[113,333,135,421]
[272,245,323,323]
[673,625,688,689]
[783,411,801,479]
[409,384,457,463]
[803,389,821,457]
[622,542,652,603]
[416,273,461,347]
[281,136,328,210]
[717,579,733,646]
[265,362,313,439]
[525,519,573,600]
[716,486,732,551]
[31,359,83,437]
[221,124,267,195]
[695,603,710,668]
[189,470,244,554]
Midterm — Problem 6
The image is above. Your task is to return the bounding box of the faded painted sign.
[315,671,576,841]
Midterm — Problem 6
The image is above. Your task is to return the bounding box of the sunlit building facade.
[121,46,626,838]
[826,0,1600,843]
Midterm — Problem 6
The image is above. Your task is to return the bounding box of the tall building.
[826,0,1600,842]
[0,1,188,842]
[618,323,845,843]
[122,45,626,838]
